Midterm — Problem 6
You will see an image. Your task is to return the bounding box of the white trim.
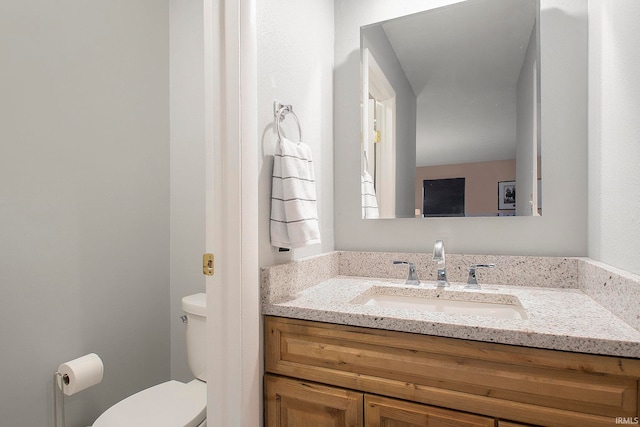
[366,49,394,101]
[362,48,396,217]
[204,0,260,425]
[239,0,261,425]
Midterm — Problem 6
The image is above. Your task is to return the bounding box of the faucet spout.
[432,240,449,288]
[432,240,445,262]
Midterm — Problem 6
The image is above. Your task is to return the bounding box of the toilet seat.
[93,379,206,427]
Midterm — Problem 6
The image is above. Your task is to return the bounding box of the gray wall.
[588,0,640,275]
[0,1,170,426]
[361,25,417,218]
[257,0,335,268]
[334,0,588,256]
[169,0,207,382]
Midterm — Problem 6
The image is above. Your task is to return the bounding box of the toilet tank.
[182,293,207,382]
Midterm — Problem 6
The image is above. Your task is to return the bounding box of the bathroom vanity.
[265,316,640,427]
[262,252,640,427]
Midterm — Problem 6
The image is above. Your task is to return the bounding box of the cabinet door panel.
[365,395,494,427]
[265,374,363,427]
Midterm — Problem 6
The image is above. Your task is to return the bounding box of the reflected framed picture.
[498,180,516,210]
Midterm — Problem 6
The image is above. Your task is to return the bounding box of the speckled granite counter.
[261,252,640,358]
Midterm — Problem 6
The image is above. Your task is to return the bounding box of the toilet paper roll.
[56,353,104,396]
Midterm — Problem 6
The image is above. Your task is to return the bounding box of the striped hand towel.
[270,137,321,249]
[361,171,379,219]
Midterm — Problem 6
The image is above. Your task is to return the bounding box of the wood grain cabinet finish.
[498,421,538,427]
[265,316,640,427]
[364,394,494,427]
[265,374,363,427]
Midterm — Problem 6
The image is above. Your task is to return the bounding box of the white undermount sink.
[355,287,527,320]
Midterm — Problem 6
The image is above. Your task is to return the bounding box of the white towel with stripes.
[270,137,321,249]
[361,171,379,219]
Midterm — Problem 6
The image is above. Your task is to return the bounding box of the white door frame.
[204,0,260,425]
[362,48,396,217]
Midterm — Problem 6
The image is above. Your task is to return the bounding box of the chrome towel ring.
[274,101,302,142]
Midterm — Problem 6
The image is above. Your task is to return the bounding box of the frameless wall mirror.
[360,0,541,219]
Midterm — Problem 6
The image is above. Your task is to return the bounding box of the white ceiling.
[381,0,536,167]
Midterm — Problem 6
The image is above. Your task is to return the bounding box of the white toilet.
[93,293,207,427]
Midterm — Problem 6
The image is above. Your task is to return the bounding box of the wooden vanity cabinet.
[364,394,494,427]
[265,375,363,427]
[264,316,640,427]
[265,374,494,427]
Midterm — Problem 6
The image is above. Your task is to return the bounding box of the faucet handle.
[465,264,496,289]
[393,261,420,286]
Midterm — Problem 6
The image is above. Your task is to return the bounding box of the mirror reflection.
[361,0,541,219]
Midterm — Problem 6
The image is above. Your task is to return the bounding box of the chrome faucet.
[393,261,420,286]
[465,264,495,289]
[432,240,449,288]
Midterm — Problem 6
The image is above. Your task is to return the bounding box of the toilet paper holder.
[53,372,69,427]
[52,353,104,427]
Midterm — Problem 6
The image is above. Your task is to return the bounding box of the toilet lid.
[93,380,206,427]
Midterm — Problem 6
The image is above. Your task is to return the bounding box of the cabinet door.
[365,395,494,427]
[265,375,363,427]
[499,422,537,427]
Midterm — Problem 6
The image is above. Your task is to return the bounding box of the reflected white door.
[362,48,396,218]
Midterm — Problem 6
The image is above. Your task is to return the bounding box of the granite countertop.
[262,275,640,358]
